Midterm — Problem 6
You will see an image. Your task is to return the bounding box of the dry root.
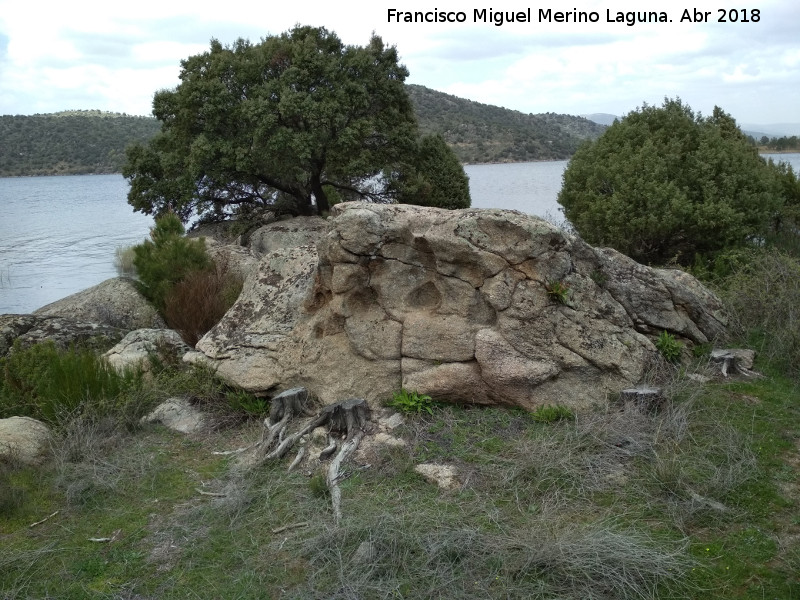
[255,391,371,524]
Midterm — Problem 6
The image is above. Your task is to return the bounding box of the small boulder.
[0,416,51,466]
[415,463,458,490]
[142,398,208,434]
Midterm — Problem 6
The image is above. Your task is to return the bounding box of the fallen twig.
[29,511,59,528]
[89,529,121,543]
[271,521,310,534]
[195,488,227,497]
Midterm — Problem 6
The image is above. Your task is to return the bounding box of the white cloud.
[0,0,798,122]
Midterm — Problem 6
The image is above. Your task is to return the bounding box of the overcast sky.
[1,0,798,128]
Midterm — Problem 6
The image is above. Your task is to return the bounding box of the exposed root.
[254,393,372,523]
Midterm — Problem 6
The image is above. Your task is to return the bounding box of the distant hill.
[581,113,619,126]
[409,85,607,163]
[0,88,608,177]
[0,111,160,177]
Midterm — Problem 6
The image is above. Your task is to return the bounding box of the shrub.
[388,388,436,415]
[163,258,243,346]
[113,245,137,277]
[558,99,782,266]
[0,341,142,424]
[720,248,800,377]
[132,213,212,311]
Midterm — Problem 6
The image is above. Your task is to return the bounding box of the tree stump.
[619,386,664,412]
[710,349,760,378]
[255,392,372,524]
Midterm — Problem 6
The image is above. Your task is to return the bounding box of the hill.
[0,111,160,177]
[0,88,607,177]
[409,84,607,163]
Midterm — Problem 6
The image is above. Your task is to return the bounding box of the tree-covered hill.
[0,111,160,177]
[0,88,607,177]
[408,84,607,163]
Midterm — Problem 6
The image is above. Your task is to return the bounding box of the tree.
[124,26,443,222]
[557,98,782,265]
[391,134,471,209]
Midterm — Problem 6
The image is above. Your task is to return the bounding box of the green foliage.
[0,341,141,423]
[558,98,784,266]
[545,280,570,304]
[0,112,160,177]
[656,331,684,363]
[393,133,471,209]
[132,213,212,312]
[388,388,436,415]
[529,404,575,423]
[224,389,268,418]
[124,26,420,222]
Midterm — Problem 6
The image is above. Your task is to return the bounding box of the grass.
[2,353,798,598]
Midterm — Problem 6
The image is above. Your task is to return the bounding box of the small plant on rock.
[656,331,683,363]
[546,280,570,304]
[388,388,435,415]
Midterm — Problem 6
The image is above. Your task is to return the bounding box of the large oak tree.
[124,26,467,222]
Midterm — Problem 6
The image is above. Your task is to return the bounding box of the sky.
[1,0,798,129]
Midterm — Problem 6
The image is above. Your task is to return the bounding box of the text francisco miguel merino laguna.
[386,7,743,27]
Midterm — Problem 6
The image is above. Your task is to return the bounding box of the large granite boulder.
[33,277,165,330]
[193,203,727,411]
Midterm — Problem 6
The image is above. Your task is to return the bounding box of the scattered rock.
[33,277,165,331]
[142,398,208,434]
[0,416,51,466]
[195,203,728,411]
[104,329,192,372]
[415,463,458,490]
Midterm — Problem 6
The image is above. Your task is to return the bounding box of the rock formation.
[33,277,165,330]
[194,203,727,411]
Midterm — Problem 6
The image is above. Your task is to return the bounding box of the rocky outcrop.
[0,416,51,466]
[33,277,165,330]
[194,203,727,411]
[0,314,125,357]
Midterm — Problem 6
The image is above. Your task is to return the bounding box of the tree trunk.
[310,173,330,214]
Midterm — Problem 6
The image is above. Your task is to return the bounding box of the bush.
[393,134,471,209]
[132,213,212,311]
[558,99,782,266]
[720,248,800,377]
[163,258,243,346]
[0,341,142,423]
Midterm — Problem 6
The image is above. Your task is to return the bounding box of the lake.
[1,153,799,314]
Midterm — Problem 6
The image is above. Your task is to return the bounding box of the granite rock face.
[194,203,727,410]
